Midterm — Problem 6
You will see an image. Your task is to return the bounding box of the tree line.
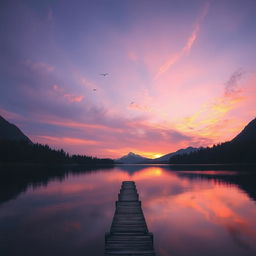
[169,140,256,164]
[0,140,114,165]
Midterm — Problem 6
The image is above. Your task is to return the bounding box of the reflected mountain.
[1,164,256,207]
[0,164,113,205]
[171,168,256,202]
[118,164,256,202]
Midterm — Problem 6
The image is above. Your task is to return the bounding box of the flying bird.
[93,88,97,91]
[100,73,109,77]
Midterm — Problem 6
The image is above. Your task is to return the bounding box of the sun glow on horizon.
[152,153,164,159]
[134,152,166,159]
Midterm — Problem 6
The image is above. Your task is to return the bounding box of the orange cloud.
[176,71,246,141]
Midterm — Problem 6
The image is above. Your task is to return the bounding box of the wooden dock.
[105,181,155,256]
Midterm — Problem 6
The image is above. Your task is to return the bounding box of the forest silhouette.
[0,140,114,165]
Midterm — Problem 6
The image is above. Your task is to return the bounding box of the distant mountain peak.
[0,115,32,143]
[116,152,151,164]
[127,152,136,156]
[116,147,200,164]
[149,146,199,163]
[169,117,256,164]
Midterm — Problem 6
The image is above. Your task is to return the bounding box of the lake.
[0,164,256,256]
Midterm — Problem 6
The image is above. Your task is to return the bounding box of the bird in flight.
[93,88,97,91]
[100,73,109,77]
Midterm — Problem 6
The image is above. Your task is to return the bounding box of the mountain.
[169,117,256,164]
[116,147,199,164]
[116,152,152,164]
[151,147,199,163]
[0,115,32,143]
[0,115,114,164]
[231,118,256,144]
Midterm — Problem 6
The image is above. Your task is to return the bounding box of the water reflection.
[0,165,256,256]
[0,164,113,205]
[174,169,256,202]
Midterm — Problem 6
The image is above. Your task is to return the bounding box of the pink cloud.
[35,135,99,146]
[51,84,84,103]
[128,102,153,113]
[155,2,210,79]
[80,76,99,91]
[25,60,55,72]
[0,108,26,121]
[63,94,84,103]
[36,114,123,133]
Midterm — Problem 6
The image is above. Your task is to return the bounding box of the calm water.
[0,165,256,256]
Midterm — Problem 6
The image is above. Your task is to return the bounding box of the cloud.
[224,68,245,96]
[64,94,84,103]
[80,76,99,91]
[25,60,55,73]
[36,136,99,145]
[52,84,84,103]
[176,69,246,142]
[35,114,124,133]
[2,0,255,159]
[155,2,210,79]
[24,109,195,158]
[128,102,153,112]
[0,108,26,121]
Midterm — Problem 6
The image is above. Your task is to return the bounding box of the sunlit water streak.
[0,165,256,256]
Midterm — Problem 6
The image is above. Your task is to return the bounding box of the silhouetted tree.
[0,140,114,165]
[169,140,256,164]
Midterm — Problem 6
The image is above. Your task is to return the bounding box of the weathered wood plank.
[105,181,156,256]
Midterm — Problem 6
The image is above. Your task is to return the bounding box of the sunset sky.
[0,0,256,158]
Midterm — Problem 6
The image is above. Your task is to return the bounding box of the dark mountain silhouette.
[231,118,256,144]
[0,115,113,165]
[0,115,32,143]
[116,147,199,164]
[170,117,256,164]
[116,152,151,164]
[146,147,199,163]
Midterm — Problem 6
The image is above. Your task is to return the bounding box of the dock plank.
[105,181,156,256]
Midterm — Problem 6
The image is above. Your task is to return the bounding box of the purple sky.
[1,0,256,158]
